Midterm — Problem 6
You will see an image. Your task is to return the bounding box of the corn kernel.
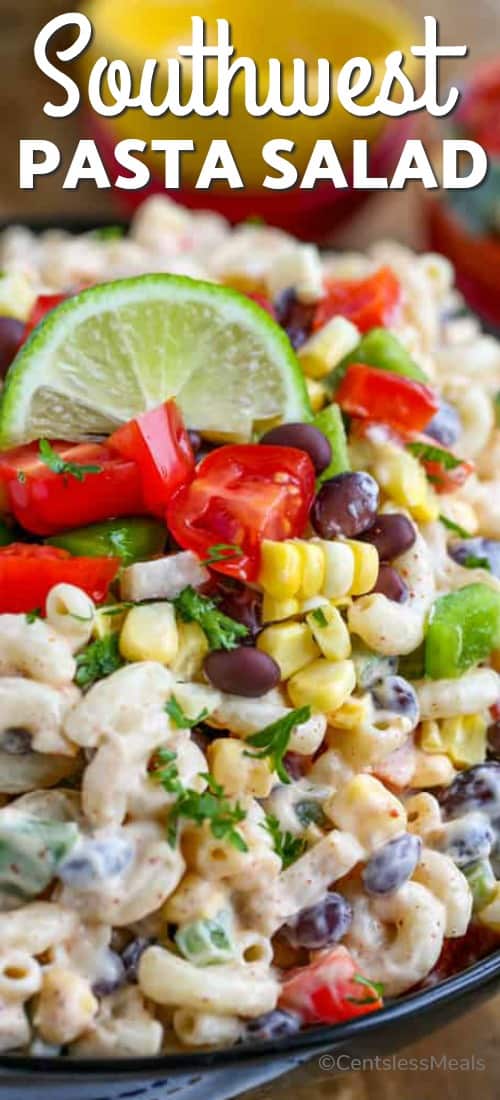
[418,719,444,755]
[162,872,228,924]
[440,715,487,767]
[266,244,323,304]
[0,272,37,321]
[288,658,355,714]
[298,316,360,379]
[305,378,328,412]
[262,593,300,623]
[207,738,274,798]
[259,540,302,599]
[343,539,379,595]
[93,605,126,639]
[292,540,325,599]
[375,446,439,523]
[328,693,371,730]
[257,621,319,680]
[478,883,500,933]
[171,621,208,678]
[325,774,406,852]
[313,539,354,598]
[119,602,178,664]
[306,604,351,660]
[411,748,456,788]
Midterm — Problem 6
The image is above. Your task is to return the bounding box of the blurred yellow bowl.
[82,0,420,189]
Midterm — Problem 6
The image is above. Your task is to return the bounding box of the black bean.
[426,400,462,447]
[449,538,500,579]
[274,288,315,350]
[58,836,134,886]
[121,937,153,983]
[362,833,422,895]
[311,471,379,540]
[371,675,420,727]
[212,578,262,641]
[359,513,416,561]
[204,646,280,697]
[245,1009,301,1042]
[260,423,331,474]
[0,316,24,379]
[0,728,32,755]
[440,813,495,867]
[370,564,409,603]
[487,722,500,760]
[92,952,126,997]
[438,763,500,821]
[282,892,353,949]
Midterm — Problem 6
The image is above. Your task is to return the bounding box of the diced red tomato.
[25,294,67,338]
[335,363,439,434]
[279,945,383,1024]
[1,442,145,535]
[108,400,194,517]
[0,544,119,612]
[411,438,474,493]
[166,444,315,581]
[313,267,401,334]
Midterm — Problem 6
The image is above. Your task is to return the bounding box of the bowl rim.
[0,948,499,1075]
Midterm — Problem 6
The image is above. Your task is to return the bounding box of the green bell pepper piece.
[424,584,500,680]
[463,859,497,913]
[174,909,235,966]
[0,520,12,547]
[313,404,350,482]
[333,327,428,389]
[0,815,79,905]
[47,518,166,565]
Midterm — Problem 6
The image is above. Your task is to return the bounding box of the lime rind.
[0,275,311,448]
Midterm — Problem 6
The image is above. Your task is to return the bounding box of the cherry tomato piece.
[313,267,401,334]
[166,444,315,581]
[108,400,195,517]
[279,945,383,1025]
[335,363,439,434]
[0,543,119,612]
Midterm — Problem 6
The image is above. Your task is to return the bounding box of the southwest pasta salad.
[0,197,498,1056]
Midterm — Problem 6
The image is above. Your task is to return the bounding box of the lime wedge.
[0,275,311,447]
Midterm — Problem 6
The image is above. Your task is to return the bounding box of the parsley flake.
[168,772,248,851]
[201,543,243,567]
[75,633,124,689]
[263,814,306,869]
[25,608,41,624]
[173,585,248,651]
[311,607,328,628]
[463,554,491,571]
[439,514,471,538]
[39,439,102,483]
[165,697,209,729]
[244,706,311,784]
[345,973,384,1005]
[406,441,462,470]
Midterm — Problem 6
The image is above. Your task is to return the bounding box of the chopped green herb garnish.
[201,543,243,567]
[75,633,124,688]
[25,608,41,624]
[100,602,135,617]
[345,973,384,1005]
[165,697,209,729]
[406,441,462,470]
[463,554,491,571]
[439,514,471,538]
[17,470,26,484]
[39,439,102,483]
[263,813,306,869]
[91,225,126,241]
[150,747,183,794]
[172,585,248,651]
[167,772,248,851]
[311,607,328,628]
[244,706,311,784]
